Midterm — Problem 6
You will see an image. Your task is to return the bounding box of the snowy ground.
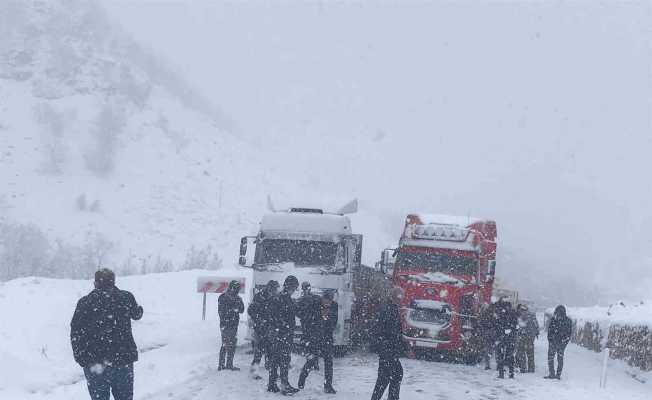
[1,270,650,400]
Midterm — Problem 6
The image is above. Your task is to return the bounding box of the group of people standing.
[478,299,573,380]
[217,276,340,395]
[217,275,406,399]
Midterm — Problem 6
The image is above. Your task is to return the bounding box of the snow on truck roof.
[412,214,488,227]
[260,211,352,235]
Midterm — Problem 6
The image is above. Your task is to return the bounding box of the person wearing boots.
[267,275,300,395]
[545,305,572,380]
[248,280,279,379]
[298,291,338,394]
[370,287,405,400]
[478,303,498,370]
[495,301,518,379]
[218,280,245,371]
[515,304,539,373]
[296,281,321,355]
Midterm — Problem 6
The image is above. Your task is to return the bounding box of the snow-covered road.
[2,271,650,400]
[139,338,651,400]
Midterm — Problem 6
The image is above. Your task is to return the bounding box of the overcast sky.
[101,0,652,305]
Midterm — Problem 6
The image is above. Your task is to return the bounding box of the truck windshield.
[256,239,340,266]
[395,250,477,277]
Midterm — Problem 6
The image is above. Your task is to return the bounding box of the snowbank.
[556,301,652,329]
[545,301,652,371]
[0,268,251,399]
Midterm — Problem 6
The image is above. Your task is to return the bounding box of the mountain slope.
[0,0,278,278]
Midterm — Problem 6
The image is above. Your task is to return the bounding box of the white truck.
[239,199,381,348]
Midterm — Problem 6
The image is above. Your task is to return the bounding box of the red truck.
[377,214,497,360]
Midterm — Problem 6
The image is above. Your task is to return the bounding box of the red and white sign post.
[196,276,246,320]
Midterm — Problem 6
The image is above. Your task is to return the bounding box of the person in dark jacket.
[370,287,405,400]
[298,291,338,394]
[70,268,143,400]
[515,304,539,373]
[267,275,300,395]
[478,303,497,370]
[296,281,322,354]
[545,305,572,379]
[248,280,279,378]
[495,301,518,379]
[218,280,245,371]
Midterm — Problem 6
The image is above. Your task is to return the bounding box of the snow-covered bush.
[179,245,222,271]
[0,222,50,281]
[546,303,652,371]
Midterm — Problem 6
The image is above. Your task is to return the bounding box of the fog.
[96,1,651,306]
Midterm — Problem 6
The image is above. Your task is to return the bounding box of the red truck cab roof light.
[410,223,470,242]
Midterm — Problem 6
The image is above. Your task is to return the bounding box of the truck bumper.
[403,335,455,350]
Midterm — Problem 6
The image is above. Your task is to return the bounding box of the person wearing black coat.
[267,275,300,395]
[248,280,279,378]
[70,268,143,400]
[478,303,497,370]
[218,280,245,371]
[370,287,405,400]
[545,305,572,379]
[495,301,518,379]
[297,291,338,394]
[296,281,322,353]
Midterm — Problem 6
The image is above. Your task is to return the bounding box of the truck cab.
[239,205,363,347]
[378,214,497,357]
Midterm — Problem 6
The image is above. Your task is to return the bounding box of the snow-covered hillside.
[0,0,289,278]
[1,270,650,400]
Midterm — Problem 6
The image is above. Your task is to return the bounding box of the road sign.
[197,276,246,293]
[196,276,246,320]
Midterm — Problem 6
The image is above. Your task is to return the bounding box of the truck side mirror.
[486,260,496,282]
[239,236,257,267]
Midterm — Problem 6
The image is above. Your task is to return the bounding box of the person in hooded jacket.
[515,304,539,373]
[248,280,279,378]
[297,291,338,394]
[70,268,144,400]
[267,275,300,395]
[495,300,518,379]
[370,287,406,400]
[218,280,245,371]
[296,281,322,355]
[545,305,572,379]
[478,303,498,370]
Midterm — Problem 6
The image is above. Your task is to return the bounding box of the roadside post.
[600,347,610,388]
[196,276,246,320]
[600,323,612,389]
